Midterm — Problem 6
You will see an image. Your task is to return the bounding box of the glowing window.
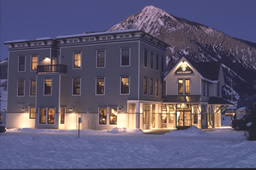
[39,108,46,124]
[48,108,55,124]
[29,107,36,119]
[96,78,105,95]
[31,56,38,71]
[121,77,129,94]
[109,108,117,125]
[44,79,52,95]
[74,53,81,68]
[185,79,190,94]
[99,108,107,125]
[178,79,183,94]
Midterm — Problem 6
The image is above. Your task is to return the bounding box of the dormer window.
[178,79,190,95]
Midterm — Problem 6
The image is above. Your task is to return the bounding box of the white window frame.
[98,107,108,125]
[72,77,81,96]
[18,56,26,72]
[96,50,106,68]
[143,76,148,95]
[177,78,190,95]
[43,78,52,96]
[72,51,82,69]
[120,48,131,67]
[95,77,105,95]
[17,80,25,97]
[98,107,118,126]
[29,79,36,97]
[120,76,130,95]
[38,107,56,125]
[30,55,38,72]
[29,106,36,119]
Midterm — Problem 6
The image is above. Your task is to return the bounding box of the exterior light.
[69,107,74,112]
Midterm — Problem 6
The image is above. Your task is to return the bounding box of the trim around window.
[120,76,130,95]
[18,56,26,72]
[96,49,106,68]
[120,48,131,67]
[95,77,105,95]
[72,77,81,96]
[17,80,25,97]
[30,55,38,72]
[72,51,82,69]
[43,78,52,96]
[29,79,36,97]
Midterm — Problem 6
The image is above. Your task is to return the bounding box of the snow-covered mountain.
[109,5,256,102]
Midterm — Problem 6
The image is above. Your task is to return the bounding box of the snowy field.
[0,127,256,169]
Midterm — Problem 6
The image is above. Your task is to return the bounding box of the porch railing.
[37,64,67,74]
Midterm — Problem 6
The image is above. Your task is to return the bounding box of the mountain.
[109,5,256,102]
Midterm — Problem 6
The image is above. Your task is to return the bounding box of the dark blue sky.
[0,0,256,60]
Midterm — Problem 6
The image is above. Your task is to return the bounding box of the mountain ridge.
[109,5,256,102]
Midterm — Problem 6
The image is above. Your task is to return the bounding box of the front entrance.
[177,111,192,127]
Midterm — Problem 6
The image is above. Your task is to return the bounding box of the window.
[97,50,105,67]
[96,77,105,95]
[144,49,148,67]
[185,79,190,94]
[178,79,183,94]
[99,108,107,124]
[48,108,55,124]
[29,107,36,119]
[143,104,150,125]
[150,52,154,69]
[121,76,129,94]
[30,79,36,96]
[60,107,65,124]
[149,78,153,95]
[39,108,46,124]
[155,80,159,96]
[144,77,147,94]
[18,56,25,72]
[121,48,130,66]
[156,55,159,70]
[109,108,117,125]
[73,53,81,68]
[17,80,25,96]
[72,78,81,95]
[44,79,52,95]
[31,56,38,71]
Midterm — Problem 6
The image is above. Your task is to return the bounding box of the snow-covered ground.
[1,127,255,168]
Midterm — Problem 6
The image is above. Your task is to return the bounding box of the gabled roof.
[164,56,221,81]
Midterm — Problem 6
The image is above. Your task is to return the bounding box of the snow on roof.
[35,37,52,40]
[4,39,28,43]
[56,29,139,39]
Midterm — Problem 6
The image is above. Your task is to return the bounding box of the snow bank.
[165,126,208,136]
[106,127,143,134]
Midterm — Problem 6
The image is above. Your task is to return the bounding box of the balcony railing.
[37,64,67,74]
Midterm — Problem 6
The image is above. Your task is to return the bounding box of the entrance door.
[176,111,192,127]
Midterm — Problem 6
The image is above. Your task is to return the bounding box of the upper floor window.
[72,78,81,95]
[149,78,153,95]
[185,79,190,94]
[144,49,148,67]
[156,55,159,70]
[96,77,105,95]
[97,50,105,68]
[144,77,147,95]
[178,79,183,95]
[121,48,130,66]
[73,53,81,68]
[121,76,129,94]
[30,79,36,96]
[161,56,164,72]
[178,79,190,95]
[18,56,25,72]
[44,79,52,95]
[150,52,154,69]
[29,107,36,119]
[31,56,38,71]
[155,80,159,96]
[17,80,25,96]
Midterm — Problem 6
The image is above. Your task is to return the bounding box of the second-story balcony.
[37,64,67,74]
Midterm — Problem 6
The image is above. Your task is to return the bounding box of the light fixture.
[69,106,74,112]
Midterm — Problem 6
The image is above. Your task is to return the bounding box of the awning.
[163,95,201,103]
[208,97,233,105]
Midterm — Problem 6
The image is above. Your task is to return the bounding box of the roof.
[163,95,202,103]
[187,58,221,81]
[165,56,221,81]
[208,97,233,105]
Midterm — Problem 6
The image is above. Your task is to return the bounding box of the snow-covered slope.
[109,5,256,101]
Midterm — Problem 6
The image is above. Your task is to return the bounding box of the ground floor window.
[161,104,167,124]
[29,107,36,119]
[39,108,46,124]
[60,107,65,124]
[152,104,155,128]
[143,104,150,125]
[39,107,55,124]
[109,108,117,125]
[99,108,107,125]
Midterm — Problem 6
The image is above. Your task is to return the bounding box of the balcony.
[37,64,67,74]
